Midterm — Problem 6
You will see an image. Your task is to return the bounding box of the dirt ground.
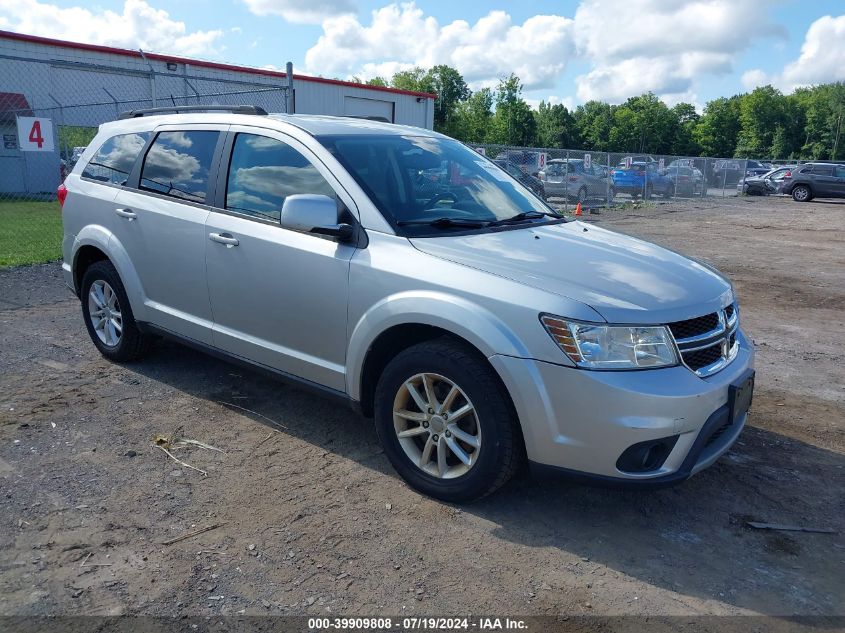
[0,194,843,621]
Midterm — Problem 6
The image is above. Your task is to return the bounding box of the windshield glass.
[318,134,554,233]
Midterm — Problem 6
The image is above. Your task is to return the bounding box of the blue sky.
[2,0,844,109]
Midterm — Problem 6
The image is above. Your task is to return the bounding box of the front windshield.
[318,134,555,233]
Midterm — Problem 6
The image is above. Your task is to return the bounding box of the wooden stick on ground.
[161,522,227,546]
[156,444,207,476]
[217,401,288,429]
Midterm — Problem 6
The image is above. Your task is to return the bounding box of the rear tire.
[792,184,812,202]
[80,261,151,362]
[374,337,524,502]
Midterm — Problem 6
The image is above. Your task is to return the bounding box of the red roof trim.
[0,30,438,100]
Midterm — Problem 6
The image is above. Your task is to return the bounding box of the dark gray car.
[539,159,614,202]
[781,163,845,201]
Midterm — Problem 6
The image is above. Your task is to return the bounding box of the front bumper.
[489,329,755,484]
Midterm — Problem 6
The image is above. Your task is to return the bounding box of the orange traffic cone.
[574,201,583,216]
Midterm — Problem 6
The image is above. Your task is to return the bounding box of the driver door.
[204,128,358,391]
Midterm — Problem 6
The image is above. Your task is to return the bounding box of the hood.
[410,221,733,324]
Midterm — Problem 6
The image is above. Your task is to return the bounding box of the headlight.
[540,315,679,370]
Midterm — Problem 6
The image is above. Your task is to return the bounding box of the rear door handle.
[209,232,239,247]
[115,208,137,220]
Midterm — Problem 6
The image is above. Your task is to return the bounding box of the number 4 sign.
[17,117,54,152]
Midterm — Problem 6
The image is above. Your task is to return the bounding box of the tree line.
[358,66,845,160]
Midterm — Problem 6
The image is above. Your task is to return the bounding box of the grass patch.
[0,200,63,268]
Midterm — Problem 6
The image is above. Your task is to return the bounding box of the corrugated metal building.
[0,30,436,195]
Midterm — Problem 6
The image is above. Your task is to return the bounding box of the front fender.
[346,290,532,401]
[72,225,147,321]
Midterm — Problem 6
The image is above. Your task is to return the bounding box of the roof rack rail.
[118,105,268,119]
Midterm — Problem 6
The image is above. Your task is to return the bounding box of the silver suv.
[59,106,755,501]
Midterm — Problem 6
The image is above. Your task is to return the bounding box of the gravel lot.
[1,195,843,620]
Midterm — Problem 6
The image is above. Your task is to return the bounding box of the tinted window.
[320,134,551,232]
[225,133,335,222]
[836,166,845,178]
[82,132,150,185]
[140,131,219,203]
[813,165,834,176]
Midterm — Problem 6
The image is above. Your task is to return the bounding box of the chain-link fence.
[0,51,290,267]
[473,143,805,215]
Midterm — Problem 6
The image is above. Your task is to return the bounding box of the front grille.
[669,305,738,376]
[668,313,719,339]
[683,344,723,371]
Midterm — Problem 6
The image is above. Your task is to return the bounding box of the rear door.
[810,165,837,197]
[112,125,226,343]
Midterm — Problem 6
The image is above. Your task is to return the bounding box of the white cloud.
[741,69,770,91]
[0,0,224,56]
[572,0,784,103]
[241,0,355,25]
[304,3,574,90]
[744,14,845,93]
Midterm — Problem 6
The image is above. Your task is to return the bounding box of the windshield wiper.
[397,217,491,229]
[487,211,562,226]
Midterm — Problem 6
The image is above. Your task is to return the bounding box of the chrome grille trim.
[669,305,739,377]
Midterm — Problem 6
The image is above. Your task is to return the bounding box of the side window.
[836,166,845,178]
[225,133,336,221]
[81,132,150,185]
[814,166,834,176]
[140,131,219,203]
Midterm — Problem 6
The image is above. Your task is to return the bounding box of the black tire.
[608,186,616,200]
[663,185,674,199]
[644,185,653,200]
[792,184,812,202]
[576,187,587,204]
[374,337,524,502]
[80,260,151,361]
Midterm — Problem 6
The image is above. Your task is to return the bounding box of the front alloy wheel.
[393,373,481,479]
[374,337,524,502]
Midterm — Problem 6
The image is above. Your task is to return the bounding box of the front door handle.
[115,208,137,220]
[209,232,239,247]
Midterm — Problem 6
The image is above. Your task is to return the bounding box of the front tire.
[81,261,151,361]
[374,337,523,502]
[792,184,812,202]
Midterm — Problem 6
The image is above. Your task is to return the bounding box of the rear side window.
[836,166,845,178]
[812,165,834,176]
[225,133,335,222]
[82,132,150,185]
[140,131,219,203]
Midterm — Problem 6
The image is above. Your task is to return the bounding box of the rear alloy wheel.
[792,184,812,202]
[374,338,523,502]
[81,261,151,361]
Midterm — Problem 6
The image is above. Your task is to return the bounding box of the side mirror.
[279,194,354,242]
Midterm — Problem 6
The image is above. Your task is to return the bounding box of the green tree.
[534,101,577,148]
[608,93,677,154]
[734,85,801,157]
[366,76,389,87]
[451,88,494,143]
[671,102,701,156]
[390,67,432,93]
[425,65,470,134]
[693,96,742,157]
[489,74,536,146]
[573,101,615,151]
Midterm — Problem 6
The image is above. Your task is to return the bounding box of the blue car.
[612,161,673,199]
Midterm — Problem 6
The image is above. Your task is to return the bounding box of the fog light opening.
[616,435,679,474]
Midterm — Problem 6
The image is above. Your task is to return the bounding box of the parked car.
[538,158,614,202]
[780,162,845,202]
[612,161,673,199]
[709,159,769,186]
[665,166,706,197]
[738,166,794,196]
[59,106,754,501]
[493,159,546,200]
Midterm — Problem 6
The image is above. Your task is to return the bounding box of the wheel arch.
[347,292,532,418]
